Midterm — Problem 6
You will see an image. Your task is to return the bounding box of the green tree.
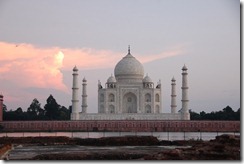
[3,110,18,120]
[235,108,240,120]
[3,104,7,112]
[14,107,30,120]
[200,111,206,118]
[44,95,61,120]
[59,106,70,120]
[27,98,43,118]
[223,106,234,113]
[15,107,23,114]
[189,110,201,120]
[222,106,235,120]
[190,106,240,120]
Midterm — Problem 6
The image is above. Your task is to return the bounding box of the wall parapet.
[0,120,240,133]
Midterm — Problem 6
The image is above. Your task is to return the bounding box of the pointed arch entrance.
[123,92,137,113]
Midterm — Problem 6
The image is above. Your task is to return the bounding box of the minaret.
[171,77,177,114]
[0,94,3,122]
[181,65,190,120]
[82,77,88,113]
[71,66,79,120]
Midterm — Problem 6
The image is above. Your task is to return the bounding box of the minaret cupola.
[143,74,154,88]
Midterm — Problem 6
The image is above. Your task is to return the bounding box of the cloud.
[0,42,66,92]
[138,47,186,64]
[0,41,186,108]
[0,41,186,89]
[61,48,122,70]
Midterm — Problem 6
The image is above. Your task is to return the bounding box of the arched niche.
[109,93,115,102]
[109,105,115,113]
[145,93,151,102]
[155,94,160,102]
[145,105,151,113]
[123,92,137,113]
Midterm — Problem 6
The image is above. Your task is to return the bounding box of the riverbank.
[143,134,240,160]
[0,135,200,146]
[0,134,240,160]
[0,144,12,160]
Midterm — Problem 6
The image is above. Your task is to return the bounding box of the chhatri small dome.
[143,74,153,83]
[114,46,144,81]
[107,74,116,83]
[182,64,188,70]
[73,66,78,71]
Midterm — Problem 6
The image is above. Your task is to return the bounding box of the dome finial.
[73,65,78,71]
[128,45,130,54]
[182,64,188,71]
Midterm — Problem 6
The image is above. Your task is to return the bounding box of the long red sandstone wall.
[0,120,240,132]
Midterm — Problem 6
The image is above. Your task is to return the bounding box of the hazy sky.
[0,0,240,113]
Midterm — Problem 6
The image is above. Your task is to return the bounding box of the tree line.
[3,95,240,121]
[190,106,240,120]
[3,95,71,121]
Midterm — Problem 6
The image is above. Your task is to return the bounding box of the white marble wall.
[78,113,184,120]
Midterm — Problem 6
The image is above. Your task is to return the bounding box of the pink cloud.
[0,42,65,92]
[0,41,186,108]
[61,48,122,70]
[0,41,186,87]
[138,47,186,64]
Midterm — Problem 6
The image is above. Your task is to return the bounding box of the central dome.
[114,47,144,82]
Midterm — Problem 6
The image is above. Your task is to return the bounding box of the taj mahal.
[71,46,190,120]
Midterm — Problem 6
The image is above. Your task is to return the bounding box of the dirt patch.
[143,134,240,160]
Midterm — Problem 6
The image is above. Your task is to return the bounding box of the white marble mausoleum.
[71,46,190,120]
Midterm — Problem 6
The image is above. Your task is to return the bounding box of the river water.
[0,131,239,141]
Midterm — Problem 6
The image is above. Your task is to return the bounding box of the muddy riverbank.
[0,135,201,146]
[0,134,240,160]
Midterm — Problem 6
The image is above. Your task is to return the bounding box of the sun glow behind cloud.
[0,41,186,108]
[0,42,66,91]
[55,51,64,66]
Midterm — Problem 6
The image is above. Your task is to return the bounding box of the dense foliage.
[190,106,240,120]
[3,96,239,121]
[3,95,71,121]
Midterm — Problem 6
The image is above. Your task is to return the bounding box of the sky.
[0,0,240,113]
